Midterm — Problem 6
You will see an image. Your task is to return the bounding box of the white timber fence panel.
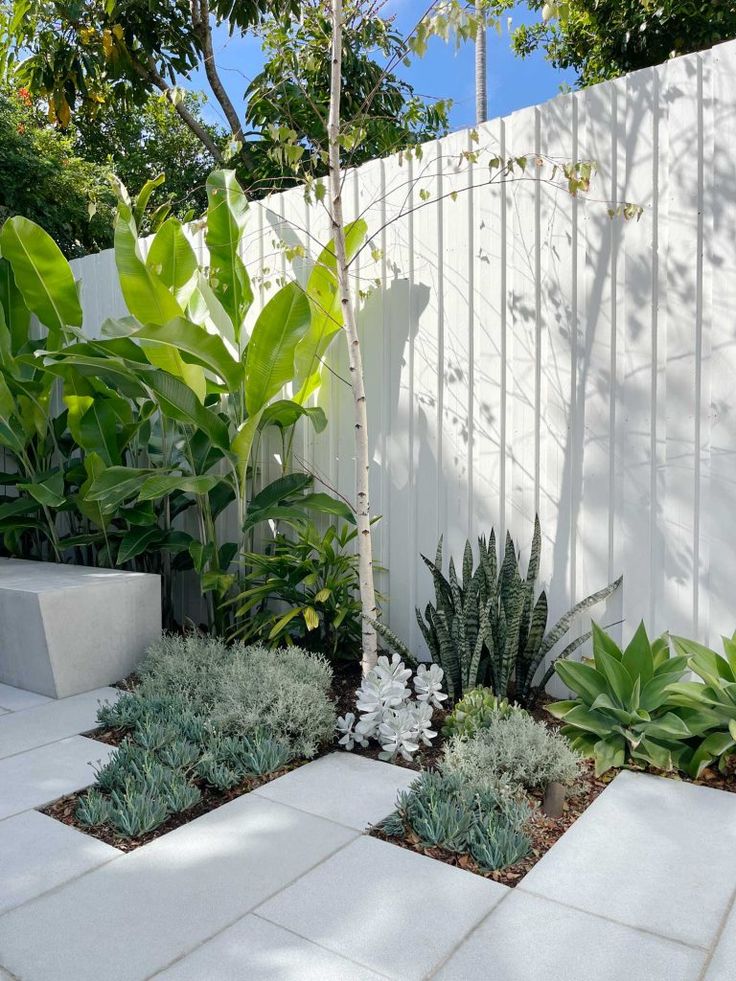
[68,38,736,662]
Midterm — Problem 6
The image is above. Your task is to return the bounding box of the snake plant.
[375,516,620,706]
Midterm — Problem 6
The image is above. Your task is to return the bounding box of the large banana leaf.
[76,398,121,466]
[205,170,253,341]
[244,282,311,415]
[145,218,199,308]
[0,217,82,341]
[293,219,367,403]
[258,399,327,433]
[131,318,241,391]
[0,257,30,352]
[113,194,183,326]
[145,369,230,450]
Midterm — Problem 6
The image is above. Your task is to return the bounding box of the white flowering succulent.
[378,707,421,762]
[335,712,369,751]
[336,656,446,762]
[414,663,448,709]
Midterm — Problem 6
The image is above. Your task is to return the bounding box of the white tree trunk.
[475,14,487,124]
[328,0,379,673]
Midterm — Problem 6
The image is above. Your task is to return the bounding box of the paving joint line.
[516,884,710,952]
[697,879,736,980]
[144,829,360,980]
[249,786,391,835]
[0,844,125,922]
[423,884,515,979]
[249,911,394,980]
[0,729,108,764]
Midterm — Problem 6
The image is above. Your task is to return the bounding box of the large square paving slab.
[0,687,118,760]
[253,752,417,830]
[519,770,736,949]
[433,891,705,980]
[0,809,119,915]
[0,793,356,981]
[257,835,507,979]
[0,683,51,713]
[704,896,736,979]
[0,736,114,820]
[153,914,385,980]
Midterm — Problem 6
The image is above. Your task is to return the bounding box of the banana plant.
[21,169,356,630]
[0,216,81,561]
[549,622,707,776]
[667,633,736,778]
[0,216,194,623]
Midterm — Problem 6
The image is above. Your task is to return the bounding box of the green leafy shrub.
[385,770,531,872]
[667,633,736,777]
[442,713,581,792]
[375,516,620,706]
[442,687,520,740]
[549,622,707,775]
[231,521,364,660]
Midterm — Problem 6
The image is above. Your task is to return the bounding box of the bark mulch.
[42,658,736,873]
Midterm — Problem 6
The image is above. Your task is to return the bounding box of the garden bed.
[41,760,307,852]
[370,759,612,885]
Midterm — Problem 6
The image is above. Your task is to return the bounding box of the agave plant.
[667,633,736,778]
[375,516,620,706]
[549,622,706,775]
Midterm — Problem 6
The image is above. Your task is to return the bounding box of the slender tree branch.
[192,0,247,148]
[133,57,225,163]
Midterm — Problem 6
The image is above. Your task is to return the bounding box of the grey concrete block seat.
[0,558,161,698]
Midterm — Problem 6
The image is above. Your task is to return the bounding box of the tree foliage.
[0,84,114,257]
[1,0,450,200]
[244,0,450,193]
[512,0,736,87]
[72,92,221,223]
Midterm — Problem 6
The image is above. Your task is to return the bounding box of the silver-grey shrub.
[211,645,334,759]
[137,635,334,759]
[442,712,580,792]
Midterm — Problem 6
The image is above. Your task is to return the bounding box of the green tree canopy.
[243,0,450,194]
[1,0,450,199]
[513,0,736,87]
[72,92,221,221]
[0,84,114,256]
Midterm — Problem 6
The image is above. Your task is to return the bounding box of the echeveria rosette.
[548,621,705,776]
[414,663,447,709]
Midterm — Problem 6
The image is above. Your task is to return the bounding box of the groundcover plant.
[74,635,336,840]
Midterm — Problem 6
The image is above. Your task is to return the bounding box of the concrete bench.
[0,559,161,698]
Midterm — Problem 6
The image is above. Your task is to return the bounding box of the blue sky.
[189,2,575,135]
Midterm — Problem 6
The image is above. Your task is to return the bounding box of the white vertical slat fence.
[67,39,736,658]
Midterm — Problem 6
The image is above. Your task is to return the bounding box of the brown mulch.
[42,657,736,872]
[370,759,614,886]
[41,759,310,853]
